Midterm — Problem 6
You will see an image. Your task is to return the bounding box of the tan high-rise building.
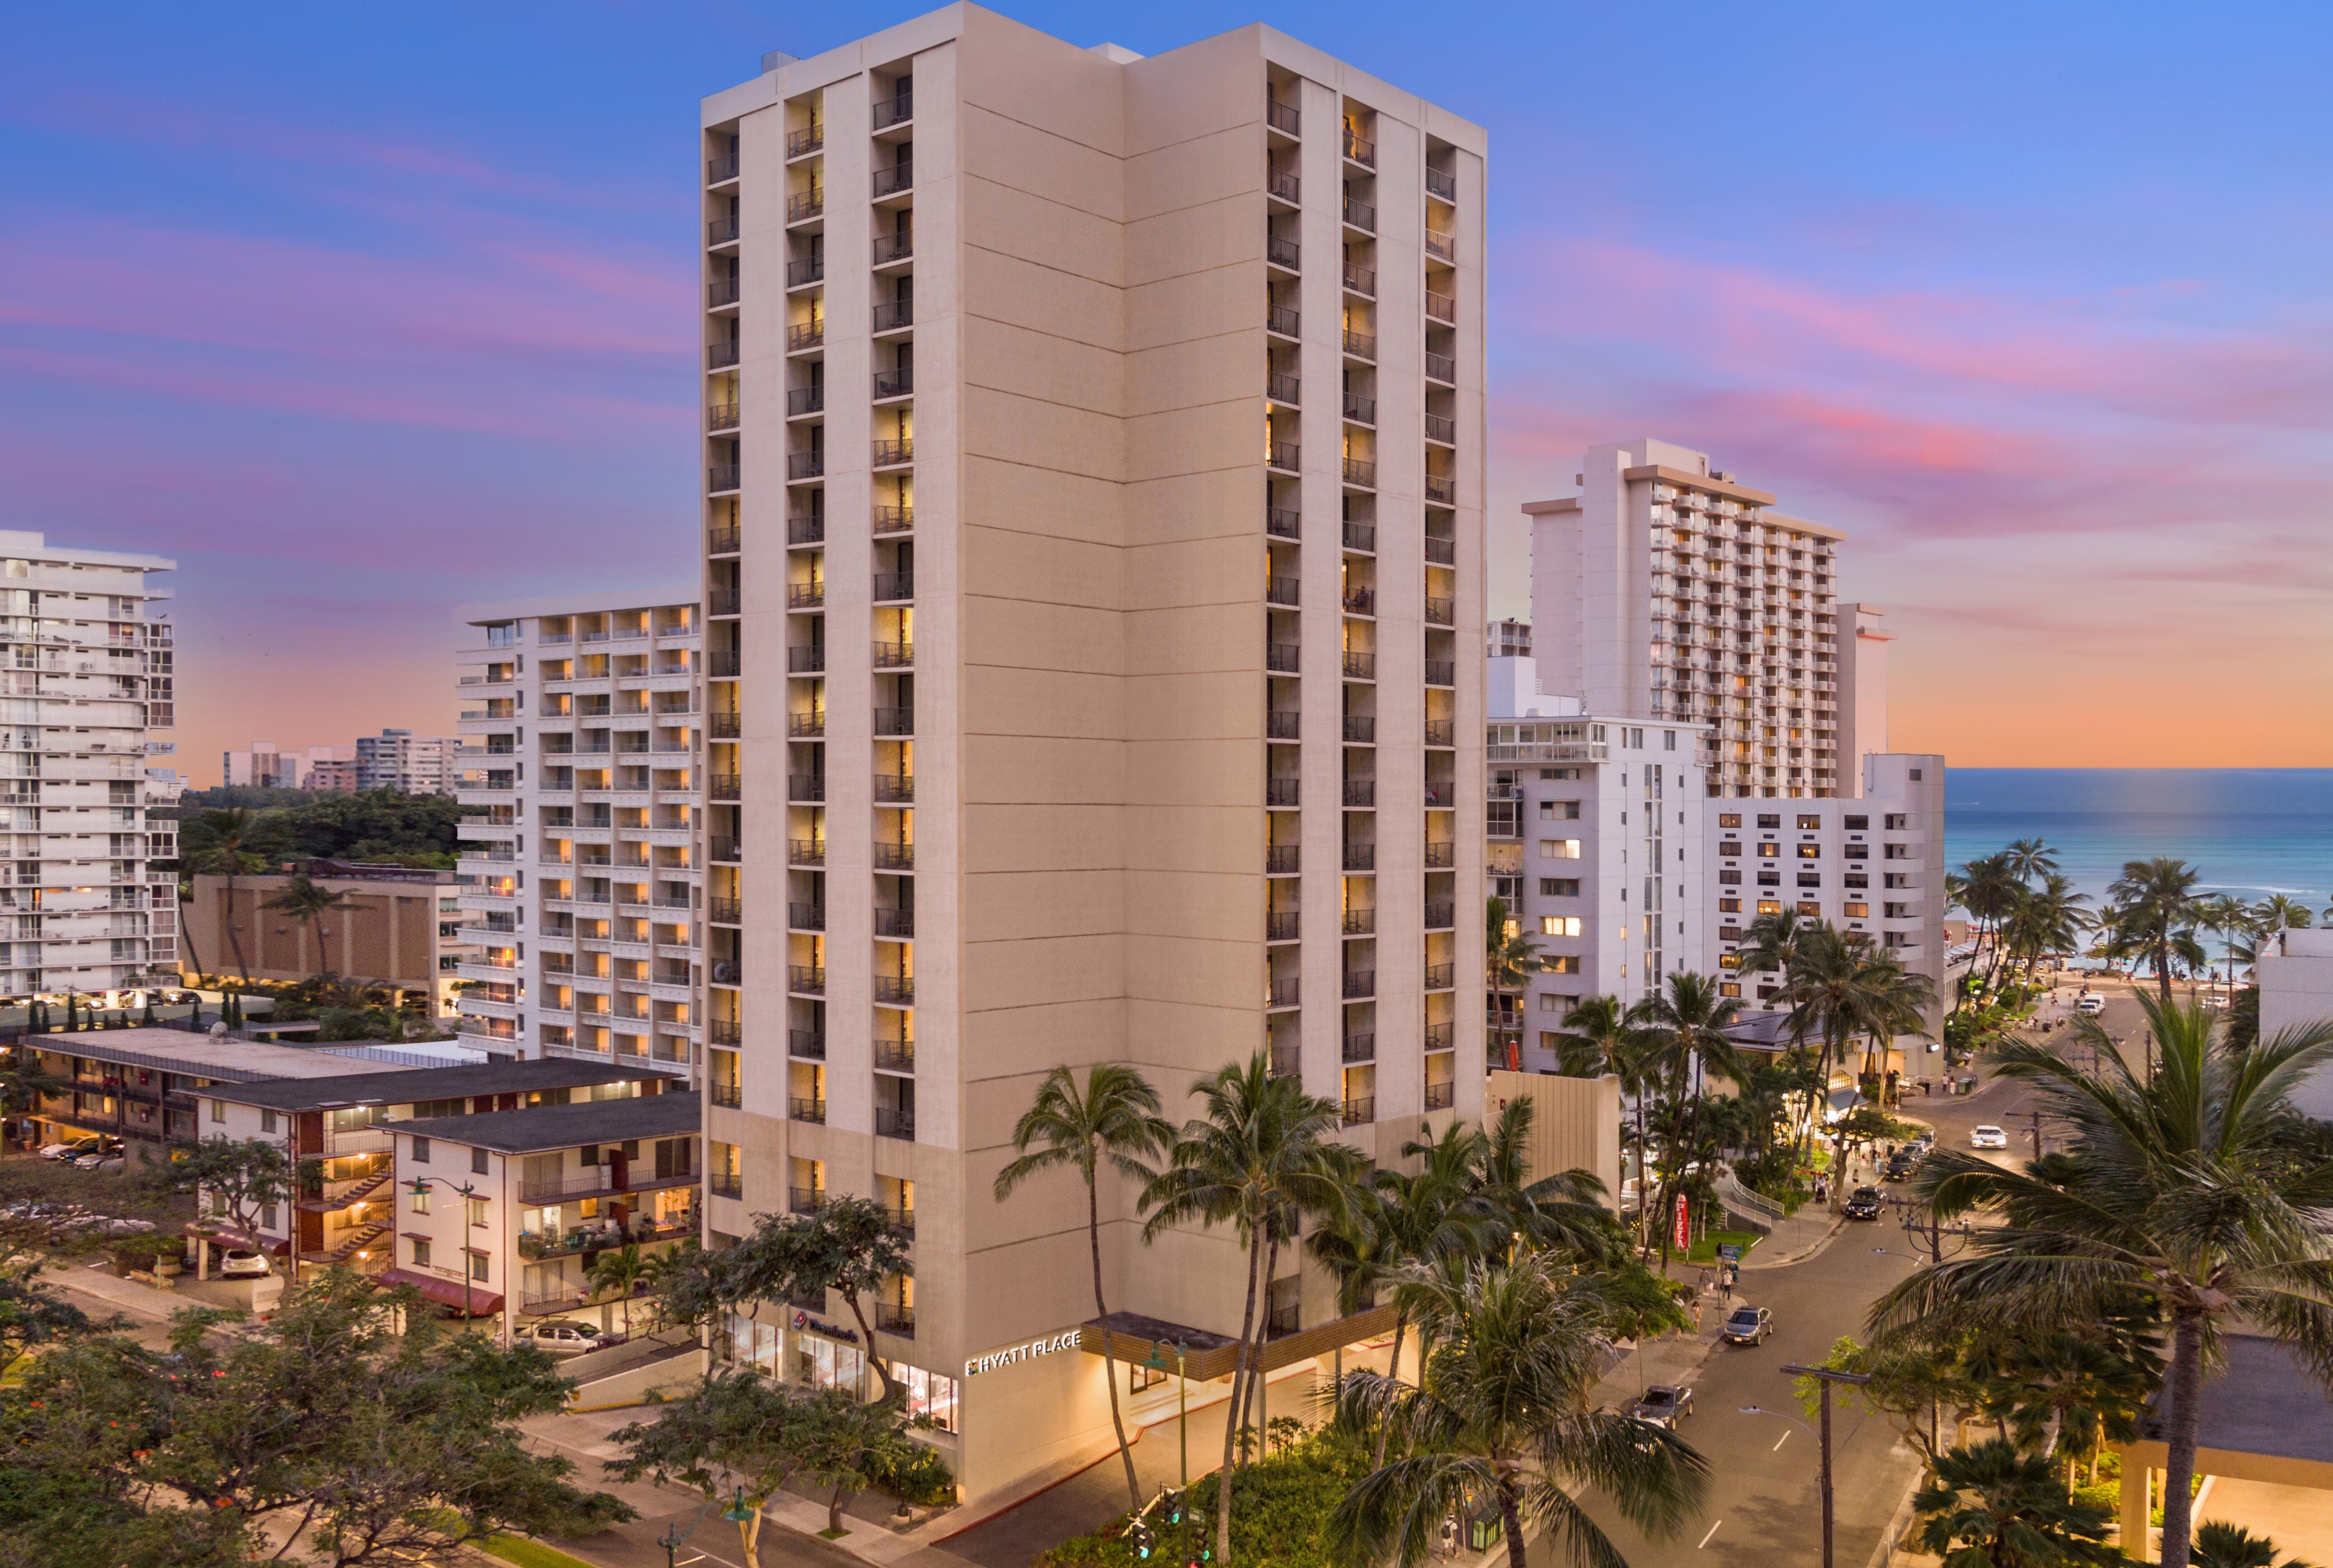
[1524,438,1887,800]
[698,5,1485,1504]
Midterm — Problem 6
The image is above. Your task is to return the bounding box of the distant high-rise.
[454,594,702,1070]
[0,530,178,995]
[698,5,1485,1506]
[356,729,458,796]
[1523,438,1885,800]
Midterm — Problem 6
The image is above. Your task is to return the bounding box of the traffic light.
[1130,1521,1154,1559]
[1160,1488,1183,1525]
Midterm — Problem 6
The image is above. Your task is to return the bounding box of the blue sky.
[4,1,2328,776]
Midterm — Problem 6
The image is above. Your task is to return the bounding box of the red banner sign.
[1674,1191,1690,1250]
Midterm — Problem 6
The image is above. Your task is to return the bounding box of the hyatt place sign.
[964,1328,1083,1378]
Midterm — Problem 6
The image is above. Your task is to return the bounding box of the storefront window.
[796,1331,865,1394]
[881,1360,961,1433]
[725,1314,780,1373]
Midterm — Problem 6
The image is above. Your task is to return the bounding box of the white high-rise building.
[698,7,1486,1506]
[0,531,178,995]
[356,728,458,796]
[454,593,702,1074]
[1523,438,1893,800]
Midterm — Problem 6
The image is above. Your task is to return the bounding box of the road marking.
[1772,1429,1791,1451]
[1697,1521,1724,1549]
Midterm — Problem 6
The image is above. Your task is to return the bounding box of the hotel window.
[210,1099,225,1123]
[1538,800,1580,819]
[1843,815,1868,830]
[1539,916,1582,937]
[1844,902,1869,918]
[1885,814,1909,830]
[1539,878,1580,897]
[1757,899,1782,914]
[1797,815,1821,829]
[880,1361,961,1434]
[470,1252,490,1282]
[1539,839,1581,859]
[1796,843,1820,859]
[1756,843,1779,858]
[1718,813,1741,828]
[1718,953,1740,969]
[1720,982,1741,998]
[259,1109,276,1133]
[471,1146,490,1175]
[1718,897,1741,913]
[1545,955,1581,974]
[467,1196,490,1229]
[411,1238,432,1267]
[1757,815,1781,829]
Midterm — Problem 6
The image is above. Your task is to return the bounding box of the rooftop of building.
[0,528,176,574]
[28,1029,406,1085]
[191,857,459,886]
[454,588,699,630]
[208,1058,679,1114]
[392,1087,699,1154]
[2141,1334,2333,1466]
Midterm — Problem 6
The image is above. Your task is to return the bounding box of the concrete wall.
[1484,1068,1621,1212]
[2258,928,2333,1120]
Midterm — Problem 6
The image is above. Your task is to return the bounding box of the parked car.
[39,1138,106,1162]
[1843,1187,1885,1221]
[1722,1305,1773,1346]
[512,1322,617,1356]
[1629,1384,1695,1428]
[1970,1125,2009,1149]
[1885,1151,1920,1181]
[217,1249,270,1278]
[2077,994,2106,1016]
[73,1143,126,1170]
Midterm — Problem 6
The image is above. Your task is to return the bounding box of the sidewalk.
[1741,1205,1847,1271]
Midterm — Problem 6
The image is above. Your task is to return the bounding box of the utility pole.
[1780,1364,1873,1568]
[2029,1107,2044,1163]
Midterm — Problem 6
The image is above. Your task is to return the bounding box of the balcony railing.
[872,570,914,601]
[708,276,740,307]
[1267,166,1300,203]
[787,580,825,608]
[785,255,825,287]
[1425,719,1454,746]
[1343,843,1376,871]
[873,907,915,938]
[872,772,914,803]
[1268,443,1300,473]
[1424,962,1456,991]
[1425,660,1455,687]
[786,124,824,157]
[709,400,741,431]
[789,1186,825,1215]
[1342,970,1374,999]
[788,320,825,351]
[873,842,916,871]
[1425,595,1455,626]
[709,214,740,244]
[872,160,914,199]
[1426,166,1457,201]
[711,1081,743,1108]
[709,836,742,862]
[1265,909,1299,941]
[1266,845,1300,874]
[1343,457,1376,488]
[1268,371,1301,405]
[708,339,740,369]
[1426,350,1456,383]
[786,188,824,222]
[787,385,825,416]
[789,1030,826,1059]
[1426,290,1457,324]
[788,964,825,995]
[1268,305,1300,337]
[1268,234,1299,269]
[873,1038,915,1071]
[1343,585,1375,614]
[708,152,740,183]
[710,1172,743,1199]
[1424,841,1455,869]
[787,645,823,672]
[1425,228,1457,262]
[787,451,825,481]
[1342,650,1375,680]
[1266,575,1300,606]
[874,504,913,534]
[1268,1046,1301,1078]
[877,1302,915,1335]
[872,438,913,469]
[1425,901,1455,929]
[788,902,825,931]
[1343,716,1376,743]
[1343,329,1376,360]
[787,711,825,738]
[1425,1081,1456,1110]
[708,526,741,554]
[1344,520,1376,552]
[1424,412,1456,444]
[1342,1097,1374,1127]
[872,298,914,331]
[1343,391,1376,425]
[874,639,913,669]
[711,897,744,923]
[1266,775,1299,805]
[1342,1033,1374,1063]
[875,1108,915,1141]
[1426,1022,1454,1051]
[1423,781,1455,807]
[1343,199,1375,232]
[873,229,913,265]
[788,513,823,545]
[1342,260,1375,296]
[1343,780,1376,808]
[1265,98,1299,135]
[872,89,914,130]
[1266,711,1301,740]
[1343,129,1375,165]
[873,706,915,736]
[1267,507,1300,539]
[1268,977,1300,1008]
[709,465,741,494]
[1425,535,1455,565]
[790,1097,827,1124]
[873,366,913,400]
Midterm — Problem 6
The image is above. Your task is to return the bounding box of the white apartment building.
[222,741,358,791]
[700,7,1485,1506]
[454,593,702,1076]
[356,728,459,796]
[0,531,178,996]
[1706,752,1947,1045]
[1523,438,1893,800]
[2256,928,2333,1121]
[1487,655,1708,1070]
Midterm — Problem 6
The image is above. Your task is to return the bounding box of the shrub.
[1034,1427,1369,1568]
[868,1438,956,1507]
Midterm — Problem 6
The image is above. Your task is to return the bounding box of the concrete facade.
[1523,440,1864,800]
[699,5,1486,1506]
[0,530,178,995]
[355,729,459,796]
[2255,926,2333,1121]
[454,592,703,1075]
[184,862,473,1015]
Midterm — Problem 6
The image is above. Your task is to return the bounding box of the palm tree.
[189,807,275,984]
[2107,856,2204,1004]
[1142,1055,1359,1564]
[1778,923,1879,1179]
[1852,946,1938,1090]
[2002,837,2060,886]
[1999,874,2089,985]
[2252,894,2313,937]
[1328,1253,1709,1568]
[260,874,360,980]
[1552,997,1658,1243]
[2196,893,2254,994]
[1910,1438,2121,1568]
[1485,895,1546,1070]
[1955,853,2022,997]
[586,1242,652,1338]
[1871,994,2333,1568]
[1627,971,1743,1262]
[1463,1095,1617,1262]
[993,1064,1173,1515]
[2192,1522,2319,1568]
[1736,906,1814,997]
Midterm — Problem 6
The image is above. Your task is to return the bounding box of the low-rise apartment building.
[194,1058,680,1276]
[16,1030,387,1154]
[386,1088,699,1337]
[184,859,474,1015]
[454,593,703,1074]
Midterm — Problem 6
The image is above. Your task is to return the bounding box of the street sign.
[1718,1244,1742,1261]
[1673,1191,1689,1249]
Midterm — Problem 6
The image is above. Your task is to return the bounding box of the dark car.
[1722,1305,1773,1345]
[1844,1186,1885,1221]
[1629,1384,1695,1428]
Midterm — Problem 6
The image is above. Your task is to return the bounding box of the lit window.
[1538,916,1582,937]
[1538,839,1582,860]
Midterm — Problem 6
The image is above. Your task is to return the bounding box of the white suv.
[1970,1125,2008,1149]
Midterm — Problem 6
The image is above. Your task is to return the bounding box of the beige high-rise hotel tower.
[697,5,1486,1504]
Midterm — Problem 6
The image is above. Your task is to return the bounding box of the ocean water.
[1945,769,2333,911]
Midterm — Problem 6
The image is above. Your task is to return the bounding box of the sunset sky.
[4,1,2328,780]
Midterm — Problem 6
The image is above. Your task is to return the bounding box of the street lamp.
[722,1483,758,1563]
[1754,1361,1872,1568]
[406,1175,481,1327]
[1144,1337,1190,1491]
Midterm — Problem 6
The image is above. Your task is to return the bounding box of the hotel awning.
[371,1266,503,1317]
[1083,1304,1398,1383]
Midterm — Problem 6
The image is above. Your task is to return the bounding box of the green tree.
[1628,970,1743,1259]
[1485,895,1546,1069]
[1328,1254,1709,1568]
[1143,1055,1360,1564]
[259,876,363,982]
[0,1268,631,1565]
[184,808,279,984]
[2192,1521,2319,1568]
[2196,893,2254,994]
[992,1063,1173,1515]
[585,1242,651,1339]
[1872,994,2333,1568]
[2107,856,2204,1004]
[1910,1439,2121,1568]
[162,1137,306,1261]
[2001,874,2090,986]
[713,1197,914,1402]
[609,1368,813,1563]
[788,1383,929,1536]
